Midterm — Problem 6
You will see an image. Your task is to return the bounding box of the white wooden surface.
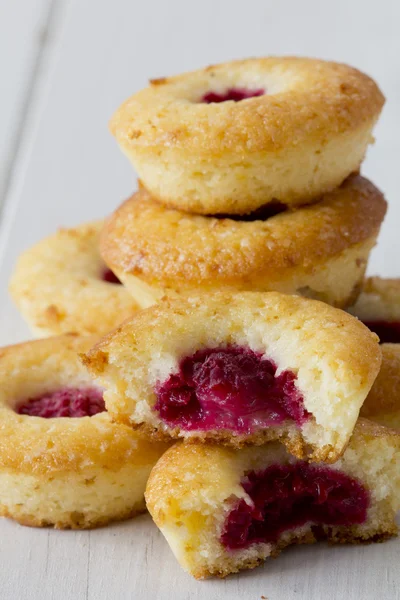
[0,0,50,203]
[1,1,400,598]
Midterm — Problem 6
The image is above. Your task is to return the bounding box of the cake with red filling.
[83,291,381,462]
[145,419,400,578]
[0,334,170,529]
[17,386,105,418]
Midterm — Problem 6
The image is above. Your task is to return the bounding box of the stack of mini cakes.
[6,57,400,579]
[11,57,391,334]
[102,57,387,313]
[84,292,400,578]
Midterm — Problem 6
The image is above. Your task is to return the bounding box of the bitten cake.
[83,292,381,463]
[361,343,400,428]
[110,57,384,215]
[9,221,139,337]
[348,277,400,343]
[101,175,387,309]
[146,421,400,579]
[0,334,169,529]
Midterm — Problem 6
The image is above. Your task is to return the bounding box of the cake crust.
[9,221,139,337]
[0,334,169,529]
[110,57,384,214]
[83,291,381,462]
[101,175,386,308]
[112,57,383,154]
[146,420,400,578]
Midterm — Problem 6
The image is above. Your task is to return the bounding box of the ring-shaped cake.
[10,221,139,337]
[101,175,387,309]
[0,334,169,528]
[110,57,384,215]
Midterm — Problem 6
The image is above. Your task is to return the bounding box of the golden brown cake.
[110,57,384,215]
[83,292,381,463]
[146,421,400,579]
[9,221,139,337]
[361,343,400,428]
[101,175,386,309]
[0,334,169,529]
[348,277,400,343]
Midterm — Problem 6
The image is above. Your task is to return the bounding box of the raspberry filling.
[102,268,121,284]
[202,88,265,103]
[363,321,400,344]
[154,347,309,432]
[17,387,105,418]
[221,463,369,550]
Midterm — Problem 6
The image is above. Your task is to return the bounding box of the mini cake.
[9,221,139,337]
[101,175,387,310]
[146,420,400,578]
[110,57,384,215]
[361,343,400,428]
[83,292,381,462]
[0,334,169,529]
[348,277,400,343]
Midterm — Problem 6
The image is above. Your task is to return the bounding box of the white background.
[1,1,399,598]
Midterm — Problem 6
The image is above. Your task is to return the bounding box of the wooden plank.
[0,0,52,203]
[0,0,71,344]
[2,520,90,600]
[1,0,400,599]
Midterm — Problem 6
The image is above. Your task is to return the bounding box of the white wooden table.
[1,1,400,598]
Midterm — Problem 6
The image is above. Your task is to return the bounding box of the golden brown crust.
[0,410,165,476]
[110,57,384,214]
[0,334,168,476]
[122,419,338,463]
[85,291,380,383]
[192,531,317,579]
[9,221,139,337]
[0,502,146,530]
[111,57,384,155]
[101,175,386,290]
[146,419,400,512]
[192,527,396,579]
